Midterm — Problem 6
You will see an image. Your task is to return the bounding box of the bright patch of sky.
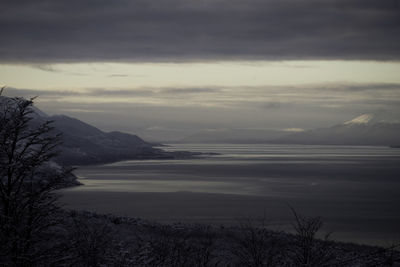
[1,61,400,90]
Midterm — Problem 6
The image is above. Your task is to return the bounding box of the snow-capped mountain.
[273,114,400,146]
[344,114,374,125]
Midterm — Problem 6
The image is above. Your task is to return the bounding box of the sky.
[1,0,400,141]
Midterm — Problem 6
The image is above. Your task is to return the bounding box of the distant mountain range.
[274,114,400,146]
[179,128,288,144]
[179,114,400,147]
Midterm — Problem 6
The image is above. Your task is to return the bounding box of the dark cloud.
[3,86,221,98]
[162,88,221,94]
[31,64,60,72]
[261,102,284,110]
[1,0,399,63]
[3,87,77,97]
[107,74,146,78]
[108,74,130,77]
[321,83,400,92]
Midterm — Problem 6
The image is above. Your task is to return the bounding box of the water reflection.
[61,144,400,246]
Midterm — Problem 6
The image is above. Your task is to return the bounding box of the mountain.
[47,115,161,165]
[179,128,288,143]
[0,96,80,186]
[2,96,199,165]
[50,114,201,164]
[273,114,400,146]
[178,114,400,146]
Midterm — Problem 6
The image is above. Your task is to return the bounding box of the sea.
[60,143,400,246]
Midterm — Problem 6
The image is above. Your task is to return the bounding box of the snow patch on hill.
[344,114,374,125]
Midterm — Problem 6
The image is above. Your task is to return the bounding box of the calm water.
[61,144,400,246]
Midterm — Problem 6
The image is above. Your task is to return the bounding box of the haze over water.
[61,144,400,246]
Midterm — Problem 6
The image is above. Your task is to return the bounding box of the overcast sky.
[1,0,400,140]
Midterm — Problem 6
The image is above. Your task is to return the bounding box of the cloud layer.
[1,0,399,63]
[6,82,400,109]
[5,82,400,134]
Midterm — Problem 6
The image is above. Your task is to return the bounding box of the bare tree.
[64,212,115,267]
[133,225,193,267]
[0,92,71,266]
[289,207,335,267]
[190,225,219,267]
[229,218,284,267]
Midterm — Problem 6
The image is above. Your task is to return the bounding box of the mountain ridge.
[177,114,400,147]
[1,96,199,165]
[48,114,200,165]
[272,114,400,146]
